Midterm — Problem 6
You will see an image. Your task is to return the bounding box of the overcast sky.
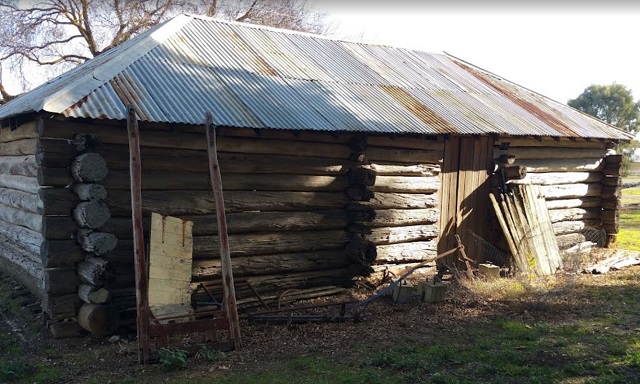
[312,0,640,104]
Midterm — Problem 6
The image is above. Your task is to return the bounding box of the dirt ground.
[2,255,640,383]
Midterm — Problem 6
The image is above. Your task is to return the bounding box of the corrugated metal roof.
[0,14,632,140]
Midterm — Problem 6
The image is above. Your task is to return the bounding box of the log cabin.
[0,14,632,336]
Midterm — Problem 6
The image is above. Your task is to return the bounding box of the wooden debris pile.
[583,251,640,274]
[490,184,562,276]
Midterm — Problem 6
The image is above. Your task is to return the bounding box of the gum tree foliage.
[0,0,329,104]
[568,84,640,173]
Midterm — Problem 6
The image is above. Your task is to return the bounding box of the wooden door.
[438,135,494,264]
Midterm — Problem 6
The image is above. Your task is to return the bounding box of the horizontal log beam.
[508,172,602,186]
[0,217,43,255]
[375,240,437,263]
[368,208,439,227]
[363,163,440,176]
[43,120,354,158]
[514,158,604,173]
[0,120,40,143]
[0,234,44,299]
[36,139,75,167]
[0,155,38,177]
[0,201,42,232]
[548,208,601,223]
[496,147,607,160]
[541,183,602,200]
[39,188,77,216]
[495,137,607,149]
[192,249,349,279]
[41,239,86,268]
[98,144,356,175]
[0,187,42,214]
[44,267,79,294]
[38,167,73,187]
[42,216,78,240]
[552,220,602,235]
[109,230,349,262]
[104,210,349,239]
[103,170,349,191]
[365,224,438,245]
[0,174,39,194]
[106,190,348,216]
[545,197,601,210]
[365,192,439,209]
[365,146,443,164]
[0,138,38,156]
[366,135,442,150]
[43,293,81,320]
[372,175,440,193]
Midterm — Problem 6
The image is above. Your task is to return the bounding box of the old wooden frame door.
[438,135,494,265]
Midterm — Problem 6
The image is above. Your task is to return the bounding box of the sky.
[311,0,640,104]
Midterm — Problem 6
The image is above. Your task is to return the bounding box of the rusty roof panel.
[0,14,632,140]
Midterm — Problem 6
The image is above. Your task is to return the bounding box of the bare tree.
[0,0,330,104]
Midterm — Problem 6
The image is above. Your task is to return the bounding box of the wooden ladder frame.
[127,106,241,363]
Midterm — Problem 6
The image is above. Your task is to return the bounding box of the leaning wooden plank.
[489,193,521,272]
[205,113,241,349]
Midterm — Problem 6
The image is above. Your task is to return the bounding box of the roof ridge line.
[42,14,193,114]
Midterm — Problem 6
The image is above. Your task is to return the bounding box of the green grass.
[619,187,640,251]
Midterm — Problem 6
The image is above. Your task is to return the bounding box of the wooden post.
[127,106,150,363]
[205,112,241,349]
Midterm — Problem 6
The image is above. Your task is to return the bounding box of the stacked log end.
[37,122,117,336]
[601,154,622,248]
[495,137,614,267]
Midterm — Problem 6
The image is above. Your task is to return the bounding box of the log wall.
[495,136,618,265]
[32,118,446,334]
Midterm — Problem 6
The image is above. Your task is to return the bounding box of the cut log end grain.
[78,284,111,304]
[73,183,107,201]
[71,152,108,182]
[73,201,111,229]
[78,257,116,286]
[77,303,120,336]
[77,230,118,256]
